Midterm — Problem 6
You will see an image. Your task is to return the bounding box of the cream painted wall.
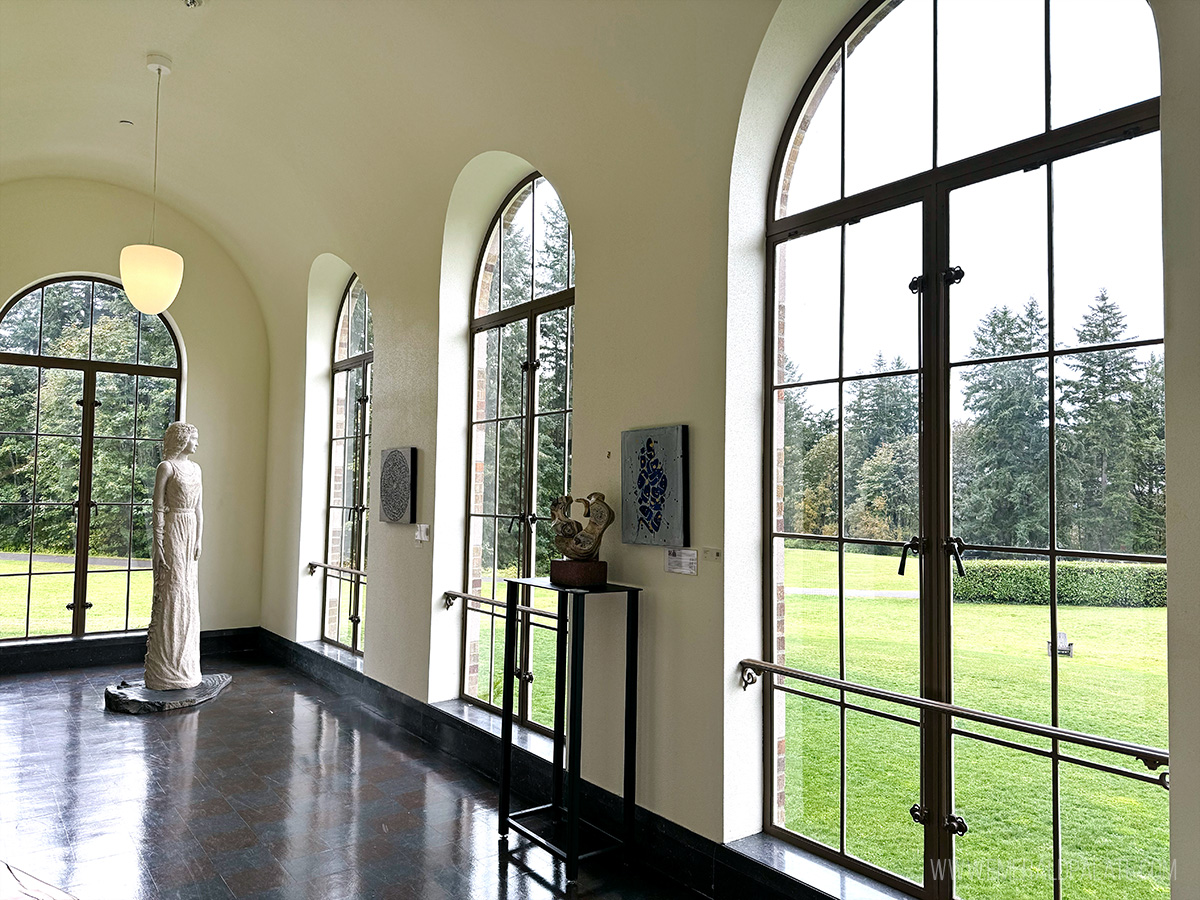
[0,177,269,632]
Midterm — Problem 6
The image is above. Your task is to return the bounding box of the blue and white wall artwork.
[621,425,689,547]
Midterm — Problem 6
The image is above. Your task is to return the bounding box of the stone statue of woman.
[143,421,204,691]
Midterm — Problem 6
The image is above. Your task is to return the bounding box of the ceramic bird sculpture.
[549,493,614,561]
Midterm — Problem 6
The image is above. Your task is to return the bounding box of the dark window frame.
[762,2,1166,897]
[459,172,575,736]
[322,274,373,656]
[0,274,183,640]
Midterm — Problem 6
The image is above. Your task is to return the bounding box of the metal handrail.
[307,561,367,578]
[739,658,1169,778]
[443,590,559,621]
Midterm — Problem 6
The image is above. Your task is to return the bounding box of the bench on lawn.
[1047,631,1074,657]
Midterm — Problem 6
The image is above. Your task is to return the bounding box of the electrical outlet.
[702,547,722,561]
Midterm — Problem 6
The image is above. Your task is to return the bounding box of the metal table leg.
[552,590,568,817]
[566,590,586,882]
[624,589,639,849]
[498,579,520,841]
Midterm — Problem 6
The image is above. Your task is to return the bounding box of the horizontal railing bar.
[307,561,366,578]
[776,681,921,727]
[742,658,1168,770]
[951,726,1167,788]
[442,590,559,621]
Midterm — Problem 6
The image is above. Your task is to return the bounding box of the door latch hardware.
[946,537,967,577]
[945,814,968,836]
[942,265,965,285]
[908,275,924,295]
[514,668,535,684]
[909,804,927,824]
[898,536,922,576]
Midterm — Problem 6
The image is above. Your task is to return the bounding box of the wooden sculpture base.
[549,558,608,587]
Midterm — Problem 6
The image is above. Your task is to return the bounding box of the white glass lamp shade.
[120,244,184,314]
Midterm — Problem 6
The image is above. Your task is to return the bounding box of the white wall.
[0,177,270,632]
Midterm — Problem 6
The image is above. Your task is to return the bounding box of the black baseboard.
[0,626,260,675]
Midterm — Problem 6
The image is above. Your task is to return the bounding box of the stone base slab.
[104,673,232,714]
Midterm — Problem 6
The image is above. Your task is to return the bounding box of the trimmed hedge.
[955,559,1166,608]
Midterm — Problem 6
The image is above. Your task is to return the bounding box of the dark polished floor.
[0,657,699,900]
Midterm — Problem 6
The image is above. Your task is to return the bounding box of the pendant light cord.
[150,66,162,245]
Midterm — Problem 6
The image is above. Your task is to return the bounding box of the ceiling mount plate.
[146,53,173,76]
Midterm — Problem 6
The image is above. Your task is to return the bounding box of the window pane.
[472,329,500,421]
[498,320,527,418]
[528,622,557,730]
[1056,558,1167,753]
[952,360,1049,549]
[774,227,840,385]
[33,437,80,503]
[953,552,1051,731]
[133,442,162,504]
[842,203,921,377]
[1056,346,1163,555]
[323,575,341,641]
[0,365,37,433]
[90,439,134,504]
[1052,135,1162,349]
[0,288,41,355]
[533,178,569,298]
[464,606,494,704]
[128,568,152,630]
[844,544,919,698]
[348,280,369,359]
[0,572,29,639]
[0,505,32,568]
[90,282,138,364]
[501,183,534,309]
[496,516,521,582]
[135,376,177,440]
[536,309,569,413]
[1051,0,1159,129]
[0,436,34,503]
[496,420,523,517]
[83,571,129,634]
[954,738,1054,899]
[1059,765,1170,899]
[775,537,839,678]
[949,168,1048,362]
[468,515,495,600]
[38,368,84,436]
[534,414,567,525]
[95,373,137,438]
[774,383,838,537]
[845,709,922,883]
[844,0,932,196]
[331,370,349,440]
[32,505,75,560]
[777,51,842,217]
[28,573,73,637]
[777,692,840,842]
[844,374,918,539]
[476,224,502,320]
[131,506,153,563]
[937,0,1044,165]
[40,281,91,359]
[138,313,177,368]
[470,423,497,516]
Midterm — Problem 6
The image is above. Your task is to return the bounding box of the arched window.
[0,276,182,640]
[323,275,373,655]
[461,174,574,732]
[763,2,1165,896]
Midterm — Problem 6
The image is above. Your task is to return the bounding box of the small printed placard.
[664,548,698,576]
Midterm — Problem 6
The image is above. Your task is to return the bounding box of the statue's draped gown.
[144,459,202,690]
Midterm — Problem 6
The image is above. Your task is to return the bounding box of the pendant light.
[121,54,184,315]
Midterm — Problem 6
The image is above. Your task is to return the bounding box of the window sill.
[722,832,914,900]
[432,696,556,764]
[300,640,363,674]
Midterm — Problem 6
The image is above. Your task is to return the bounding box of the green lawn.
[0,557,152,638]
[468,549,1170,899]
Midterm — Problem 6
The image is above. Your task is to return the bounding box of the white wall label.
[665,548,698,575]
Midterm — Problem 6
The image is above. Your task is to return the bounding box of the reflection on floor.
[0,657,698,899]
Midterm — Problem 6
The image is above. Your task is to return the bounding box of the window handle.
[945,814,969,836]
[942,265,965,285]
[946,536,966,577]
[898,536,921,576]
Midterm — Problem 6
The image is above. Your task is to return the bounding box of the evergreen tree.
[844,353,918,515]
[953,298,1049,548]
